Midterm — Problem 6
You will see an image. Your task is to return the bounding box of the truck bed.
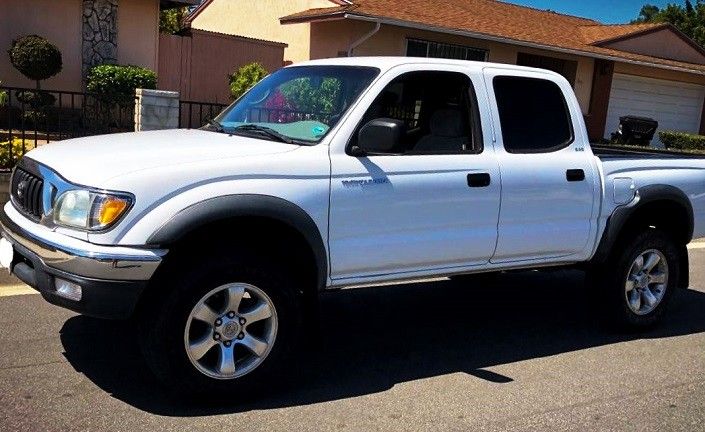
[592,144,705,160]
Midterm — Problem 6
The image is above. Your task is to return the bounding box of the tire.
[592,229,681,330]
[138,250,301,397]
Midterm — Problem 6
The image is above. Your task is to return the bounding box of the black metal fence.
[177,102,334,130]
[179,100,228,129]
[0,85,135,156]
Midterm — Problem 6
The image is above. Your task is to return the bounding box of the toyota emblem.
[16,180,28,199]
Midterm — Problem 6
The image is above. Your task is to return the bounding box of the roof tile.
[281,0,705,74]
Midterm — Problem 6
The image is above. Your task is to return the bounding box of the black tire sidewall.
[604,229,680,329]
[139,253,301,397]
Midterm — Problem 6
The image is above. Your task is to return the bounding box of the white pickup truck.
[1,57,704,396]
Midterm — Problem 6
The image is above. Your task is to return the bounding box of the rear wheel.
[138,252,301,396]
[593,229,681,329]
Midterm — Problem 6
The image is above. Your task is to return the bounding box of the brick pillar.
[82,0,119,83]
[585,59,615,142]
[134,89,180,131]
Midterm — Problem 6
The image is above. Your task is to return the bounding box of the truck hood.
[24,129,300,186]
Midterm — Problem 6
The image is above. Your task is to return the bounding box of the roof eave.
[282,12,705,76]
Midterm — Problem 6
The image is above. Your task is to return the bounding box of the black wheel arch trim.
[592,184,694,271]
[146,194,328,290]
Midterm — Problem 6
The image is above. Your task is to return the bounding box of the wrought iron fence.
[178,102,333,130]
[179,100,228,129]
[0,85,135,166]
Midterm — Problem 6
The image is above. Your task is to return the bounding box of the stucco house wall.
[309,19,596,114]
[190,0,334,64]
[604,28,705,65]
[1,0,160,92]
[1,0,84,91]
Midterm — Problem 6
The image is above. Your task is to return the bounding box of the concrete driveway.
[1,245,705,431]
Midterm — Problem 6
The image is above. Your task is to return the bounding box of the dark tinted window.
[493,76,573,153]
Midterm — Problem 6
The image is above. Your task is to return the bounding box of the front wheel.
[138,253,301,396]
[593,229,681,329]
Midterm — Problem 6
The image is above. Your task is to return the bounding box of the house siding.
[190,0,333,64]
[1,0,161,92]
[604,29,705,65]
[310,20,595,114]
[1,0,84,91]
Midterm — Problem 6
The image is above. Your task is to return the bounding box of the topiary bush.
[659,130,705,152]
[87,64,157,106]
[8,35,62,89]
[229,63,268,99]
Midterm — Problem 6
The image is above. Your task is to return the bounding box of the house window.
[516,53,578,86]
[406,38,488,62]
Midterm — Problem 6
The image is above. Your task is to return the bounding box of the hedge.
[659,130,705,152]
[87,64,157,106]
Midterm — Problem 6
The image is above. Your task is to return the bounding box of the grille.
[11,167,44,220]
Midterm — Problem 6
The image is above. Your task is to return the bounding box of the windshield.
[214,66,380,144]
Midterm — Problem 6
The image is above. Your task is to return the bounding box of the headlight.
[54,190,132,231]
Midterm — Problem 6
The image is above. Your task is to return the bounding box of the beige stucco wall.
[118,0,160,72]
[1,0,84,91]
[1,0,160,92]
[190,0,333,64]
[309,20,595,113]
[615,62,705,85]
[606,29,705,65]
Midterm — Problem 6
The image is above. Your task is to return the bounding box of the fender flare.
[146,194,328,289]
[592,184,694,266]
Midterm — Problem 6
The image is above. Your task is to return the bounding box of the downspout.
[347,20,381,57]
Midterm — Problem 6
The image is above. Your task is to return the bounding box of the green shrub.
[0,138,29,169]
[87,64,157,106]
[8,35,62,89]
[229,63,268,99]
[659,130,705,152]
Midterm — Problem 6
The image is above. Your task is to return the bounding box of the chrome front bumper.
[0,203,165,281]
[0,203,167,319]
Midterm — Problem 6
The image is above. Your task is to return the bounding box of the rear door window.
[493,76,573,153]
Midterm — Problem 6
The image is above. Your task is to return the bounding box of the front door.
[328,67,501,281]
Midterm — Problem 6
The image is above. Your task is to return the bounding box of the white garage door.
[605,74,705,146]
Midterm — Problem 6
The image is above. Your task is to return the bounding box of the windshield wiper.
[204,119,225,133]
[230,124,295,144]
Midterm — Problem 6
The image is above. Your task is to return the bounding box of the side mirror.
[352,118,405,156]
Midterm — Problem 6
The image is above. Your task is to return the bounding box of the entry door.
[328,67,501,280]
[483,68,599,263]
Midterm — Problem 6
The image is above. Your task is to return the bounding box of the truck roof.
[291,56,564,78]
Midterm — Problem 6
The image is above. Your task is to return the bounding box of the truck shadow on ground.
[60,269,705,416]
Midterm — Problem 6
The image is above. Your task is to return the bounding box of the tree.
[8,35,62,90]
[631,0,705,48]
[633,4,661,23]
[160,7,188,34]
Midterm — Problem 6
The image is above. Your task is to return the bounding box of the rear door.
[483,68,600,263]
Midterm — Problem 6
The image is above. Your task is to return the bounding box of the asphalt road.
[2,248,705,432]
